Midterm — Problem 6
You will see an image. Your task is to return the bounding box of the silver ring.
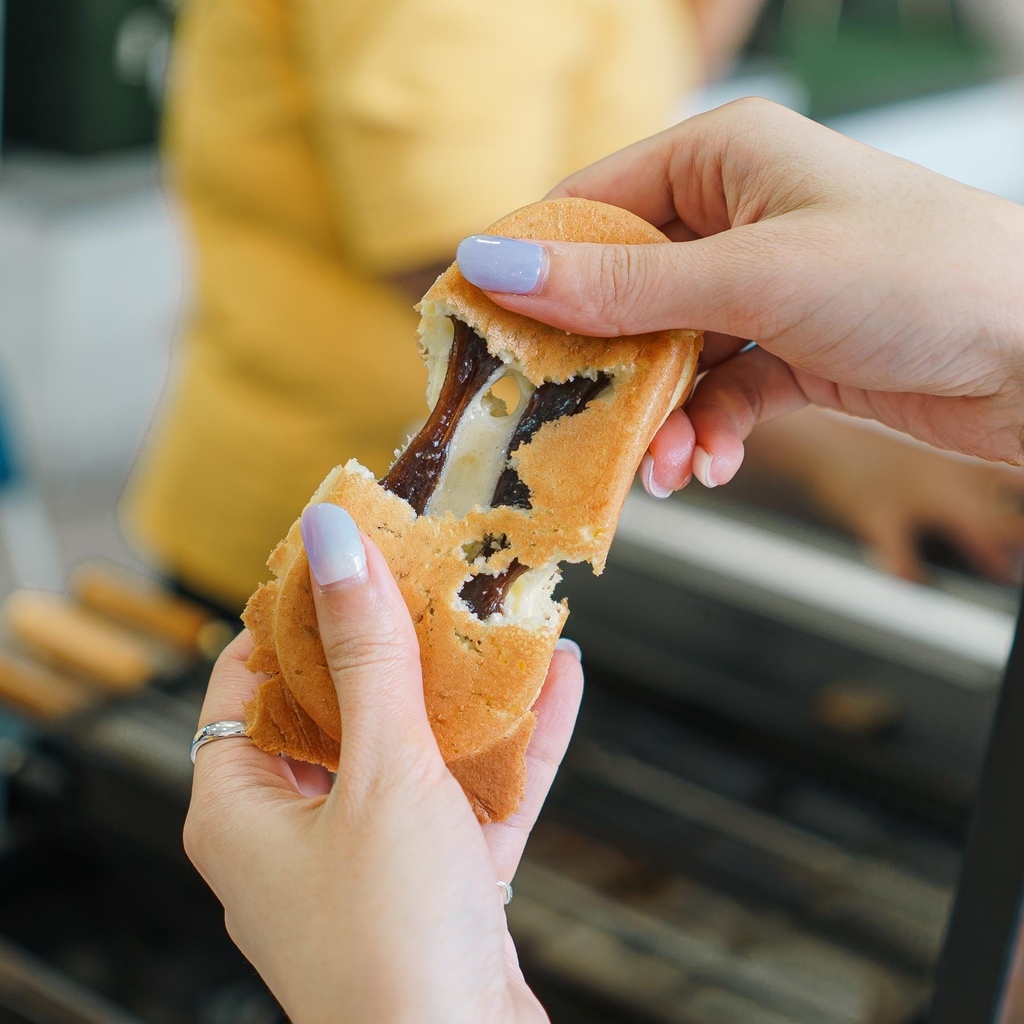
[190,720,250,764]
[497,880,513,906]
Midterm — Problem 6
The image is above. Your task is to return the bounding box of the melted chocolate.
[459,558,530,619]
[381,315,611,619]
[490,373,612,509]
[382,317,501,514]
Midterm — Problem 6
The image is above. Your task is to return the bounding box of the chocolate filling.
[382,317,501,514]
[381,314,611,619]
[490,373,612,509]
[459,558,530,619]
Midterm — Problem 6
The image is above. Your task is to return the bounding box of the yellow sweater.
[124,0,697,610]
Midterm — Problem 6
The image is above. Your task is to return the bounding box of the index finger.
[196,629,258,725]
[545,126,686,231]
[545,99,773,239]
[547,98,842,241]
[191,631,300,799]
[482,645,584,881]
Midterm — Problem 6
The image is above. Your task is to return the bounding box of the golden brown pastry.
[243,197,702,821]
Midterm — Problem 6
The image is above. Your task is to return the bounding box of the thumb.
[300,502,431,762]
[455,225,787,340]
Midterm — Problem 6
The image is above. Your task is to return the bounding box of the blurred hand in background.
[744,409,1024,584]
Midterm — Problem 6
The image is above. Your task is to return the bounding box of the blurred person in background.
[123,0,1022,617]
[122,0,765,615]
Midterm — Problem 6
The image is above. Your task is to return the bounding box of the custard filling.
[382,316,610,621]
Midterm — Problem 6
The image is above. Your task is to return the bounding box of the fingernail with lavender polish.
[300,503,368,591]
[555,637,583,662]
[456,235,548,294]
[640,454,672,500]
[692,446,717,489]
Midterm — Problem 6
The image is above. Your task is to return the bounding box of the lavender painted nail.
[457,235,548,294]
[300,503,367,590]
[555,637,582,662]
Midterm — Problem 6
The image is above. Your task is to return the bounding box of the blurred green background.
[3,0,174,154]
[748,0,998,118]
[0,0,1007,156]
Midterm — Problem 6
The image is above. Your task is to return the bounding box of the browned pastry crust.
[243,197,702,821]
[246,674,534,824]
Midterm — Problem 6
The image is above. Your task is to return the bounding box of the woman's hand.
[455,98,1024,490]
[184,504,583,1024]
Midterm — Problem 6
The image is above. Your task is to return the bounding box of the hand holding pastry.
[457,99,1024,491]
[185,507,583,1024]
[241,198,700,821]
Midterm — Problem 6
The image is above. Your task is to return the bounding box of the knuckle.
[593,244,647,334]
[730,95,777,118]
[182,807,209,871]
[727,95,792,133]
[336,742,442,813]
[731,372,766,428]
[321,621,411,679]
[182,772,247,873]
[222,911,246,953]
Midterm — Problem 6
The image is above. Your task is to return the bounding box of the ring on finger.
[190,720,251,764]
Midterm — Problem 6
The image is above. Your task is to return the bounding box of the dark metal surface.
[0,498,1012,1023]
[0,935,144,1024]
[929,595,1024,1023]
[559,557,997,826]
